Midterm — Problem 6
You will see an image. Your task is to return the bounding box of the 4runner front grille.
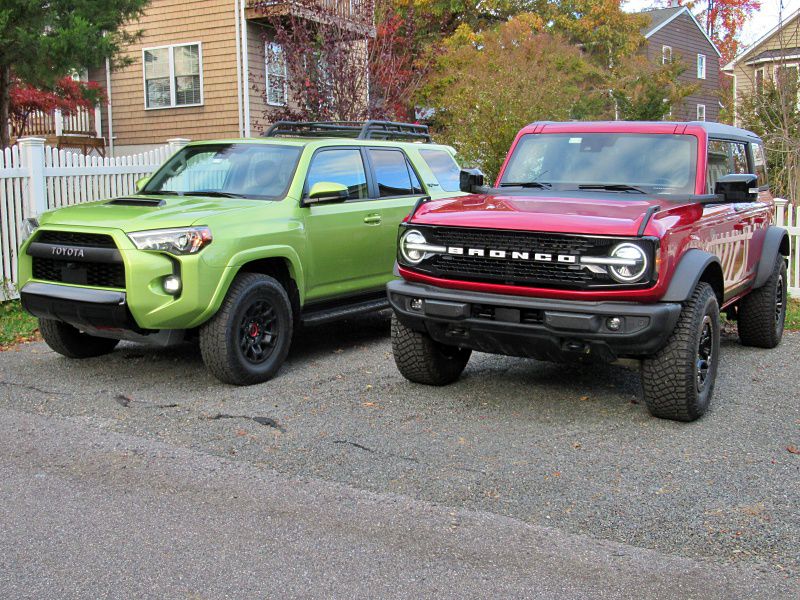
[30,231,126,289]
[404,226,653,290]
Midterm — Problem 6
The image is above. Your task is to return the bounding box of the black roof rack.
[262,120,432,143]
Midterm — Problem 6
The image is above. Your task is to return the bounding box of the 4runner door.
[364,148,428,278]
[302,147,398,301]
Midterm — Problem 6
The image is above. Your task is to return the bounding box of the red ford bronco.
[388,121,790,421]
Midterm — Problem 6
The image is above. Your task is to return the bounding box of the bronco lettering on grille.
[447,246,577,263]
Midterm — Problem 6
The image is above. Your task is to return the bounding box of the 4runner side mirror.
[715,174,759,203]
[459,168,485,194]
[136,176,150,191]
[306,181,349,205]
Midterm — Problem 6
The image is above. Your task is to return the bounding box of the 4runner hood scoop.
[107,197,166,207]
[412,193,667,237]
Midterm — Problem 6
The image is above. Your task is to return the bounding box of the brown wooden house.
[88,0,373,155]
[638,4,722,122]
[722,8,800,125]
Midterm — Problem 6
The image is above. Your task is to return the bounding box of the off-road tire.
[737,254,787,349]
[641,282,720,422]
[38,318,119,358]
[391,315,471,385]
[199,273,293,385]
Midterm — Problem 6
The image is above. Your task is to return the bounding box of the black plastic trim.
[661,249,721,302]
[754,226,791,288]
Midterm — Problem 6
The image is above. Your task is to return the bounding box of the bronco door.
[703,139,763,298]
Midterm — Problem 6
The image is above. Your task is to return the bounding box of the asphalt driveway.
[0,313,798,597]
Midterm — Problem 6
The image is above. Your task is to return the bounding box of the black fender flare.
[662,249,723,303]
[753,226,791,288]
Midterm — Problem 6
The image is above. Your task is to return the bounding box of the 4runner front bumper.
[387,280,682,362]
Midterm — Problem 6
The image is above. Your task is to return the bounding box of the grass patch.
[0,300,39,348]
[787,297,800,331]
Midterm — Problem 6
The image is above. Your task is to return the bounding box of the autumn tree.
[0,0,149,147]
[667,1,760,62]
[254,0,424,122]
[417,16,608,179]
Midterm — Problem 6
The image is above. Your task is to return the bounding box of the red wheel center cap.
[249,322,260,337]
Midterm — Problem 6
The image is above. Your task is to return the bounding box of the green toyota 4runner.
[16,121,464,384]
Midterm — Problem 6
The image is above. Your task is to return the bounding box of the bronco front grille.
[403,226,654,290]
[30,231,125,289]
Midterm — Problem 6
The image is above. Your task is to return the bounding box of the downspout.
[240,0,251,136]
[233,0,245,137]
[105,57,115,157]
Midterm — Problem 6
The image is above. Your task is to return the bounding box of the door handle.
[363,214,382,225]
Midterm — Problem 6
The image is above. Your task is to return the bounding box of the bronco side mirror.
[305,181,349,205]
[459,168,486,194]
[715,174,759,203]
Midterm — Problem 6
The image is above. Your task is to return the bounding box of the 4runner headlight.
[608,243,648,283]
[128,226,213,255]
[19,218,39,245]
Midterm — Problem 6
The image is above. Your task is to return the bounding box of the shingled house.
[722,7,800,125]
[88,0,373,155]
[638,4,722,122]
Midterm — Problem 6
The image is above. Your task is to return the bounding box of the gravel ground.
[1,313,798,586]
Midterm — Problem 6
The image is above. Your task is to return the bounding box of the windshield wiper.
[578,184,646,194]
[140,190,182,196]
[186,190,247,198]
[499,181,552,189]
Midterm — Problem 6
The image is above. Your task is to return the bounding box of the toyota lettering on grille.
[445,247,578,263]
[50,246,85,258]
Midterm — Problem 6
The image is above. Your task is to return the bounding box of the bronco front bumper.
[387,280,682,362]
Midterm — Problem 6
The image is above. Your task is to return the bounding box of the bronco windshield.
[142,143,303,200]
[499,133,698,195]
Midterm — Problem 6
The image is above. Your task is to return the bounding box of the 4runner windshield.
[142,143,303,200]
[499,133,698,195]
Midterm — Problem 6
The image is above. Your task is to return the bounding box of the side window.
[706,140,750,193]
[407,160,424,194]
[730,142,748,173]
[706,140,728,193]
[369,149,417,198]
[306,149,368,200]
[419,149,461,192]
[753,143,768,187]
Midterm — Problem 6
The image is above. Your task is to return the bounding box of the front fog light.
[608,243,648,283]
[606,317,622,331]
[410,298,423,311]
[163,275,181,295]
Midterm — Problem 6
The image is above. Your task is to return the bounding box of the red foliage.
[671,0,760,63]
[9,76,106,137]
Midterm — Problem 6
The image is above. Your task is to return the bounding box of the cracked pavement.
[0,312,798,598]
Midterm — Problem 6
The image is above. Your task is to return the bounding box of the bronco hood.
[38,195,269,231]
[411,193,668,237]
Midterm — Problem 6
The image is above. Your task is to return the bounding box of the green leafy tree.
[0,0,149,147]
[417,16,608,179]
[613,57,697,120]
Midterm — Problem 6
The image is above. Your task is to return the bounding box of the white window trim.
[697,54,706,79]
[142,41,204,111]
[662,45,672,65]
[266,41,288,107]
[697,104,706,121]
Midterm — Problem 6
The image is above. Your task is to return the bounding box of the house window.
[697,54,706,79]
[266,42,288,107]
[755,68,765,94]
[143,43,202,109]
[697,104,706,121]
[662,45,672,64]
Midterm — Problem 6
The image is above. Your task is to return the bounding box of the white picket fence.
[0,137,188,298]
[774,198,800,296]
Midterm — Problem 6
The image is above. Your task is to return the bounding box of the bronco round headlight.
[608,243,648,283]
[400,229,428,264]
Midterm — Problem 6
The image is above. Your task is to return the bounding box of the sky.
[623,0,800,49]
